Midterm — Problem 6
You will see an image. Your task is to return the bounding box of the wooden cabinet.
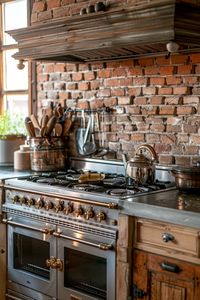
[132,218,200,300]
[133,250,200,300]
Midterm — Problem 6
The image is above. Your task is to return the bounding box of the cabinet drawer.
[135,218,200,258]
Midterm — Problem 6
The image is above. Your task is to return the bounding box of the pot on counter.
[123,144,157,185]
[171,163,200,192]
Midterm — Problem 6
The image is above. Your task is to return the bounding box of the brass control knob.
[85,207,95,220]
[26,198,35,207]
[19,197,26,205]
[35,197,44,209]
[54,201,64,213]
[74,206,84,217]
[63,203,73,215]
[12,195,19,204]
[44,200,53,211]
[96,211,106,222]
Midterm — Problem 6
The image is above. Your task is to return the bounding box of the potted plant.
[0,112,26,166]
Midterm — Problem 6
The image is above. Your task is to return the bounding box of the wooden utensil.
[40,115,49,137]
[24,117,36,137]
[55,123,63,137]
[62,111,73,137]
[45,116,57,137]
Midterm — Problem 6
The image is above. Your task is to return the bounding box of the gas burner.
[106,189,136,196]
[72,183,106,193]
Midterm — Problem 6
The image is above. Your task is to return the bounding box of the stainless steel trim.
[2,218,53,234]
[5,294,22,300]
[4,185,118,209]
[53,231,113,250]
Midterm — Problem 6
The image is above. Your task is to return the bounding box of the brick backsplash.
[33,0,200,165]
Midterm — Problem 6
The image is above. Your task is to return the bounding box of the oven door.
[56,226,116,300]
[6,214,56,298]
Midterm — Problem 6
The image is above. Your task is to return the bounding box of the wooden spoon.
[45,116,57,137]
[24,117,36,137]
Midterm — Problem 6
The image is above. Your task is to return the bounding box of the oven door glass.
[64,248,106,299]
[7,216,56,298]
[57,227,116,300]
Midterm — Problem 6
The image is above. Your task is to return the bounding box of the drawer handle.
[162,232,174,242]
[160,261,181,273]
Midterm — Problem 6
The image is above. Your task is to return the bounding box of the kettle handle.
[136,144,157,162]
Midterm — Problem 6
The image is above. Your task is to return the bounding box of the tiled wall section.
[33,1,200,164]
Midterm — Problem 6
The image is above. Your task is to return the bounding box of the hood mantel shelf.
[8,0,200,63]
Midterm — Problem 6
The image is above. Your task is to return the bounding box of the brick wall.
[34,1,200,165]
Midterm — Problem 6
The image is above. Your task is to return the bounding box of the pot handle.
[136,144,157,162]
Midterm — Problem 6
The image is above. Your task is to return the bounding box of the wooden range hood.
[8,0,200,63]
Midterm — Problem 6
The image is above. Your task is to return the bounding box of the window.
[0,0,32,117]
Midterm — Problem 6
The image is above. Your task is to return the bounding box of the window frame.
[0,0,36,116]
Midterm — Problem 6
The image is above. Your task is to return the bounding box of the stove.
[2,157,175,300]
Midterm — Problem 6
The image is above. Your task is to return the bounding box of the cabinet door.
[133,250,200,300]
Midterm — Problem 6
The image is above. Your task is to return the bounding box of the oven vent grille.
[3,207,117,239]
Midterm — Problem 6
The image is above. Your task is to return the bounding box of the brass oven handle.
[46,256,63,271]
[53,231,113,250]
[2,218,54,235]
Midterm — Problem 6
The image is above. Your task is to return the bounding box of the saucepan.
[171,163,200,192]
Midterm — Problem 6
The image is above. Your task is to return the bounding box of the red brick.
[146,134,160,143]
[173,87,190,94]
[195,65,200,74]
[150,77,165,85]
[47,0,61,9]
[66,63,77,72]
[183,96,199,104]
[150,124,165,132]
[138,57,155,66]
[90,99,104,109]
[141,106,158,115]
[159,155,175,164]
[112,68,127,77]
[54,63,66,72]
[170,54,189,64]
[130,133,145,142]
[84,72,96,81]
[176,106,196,115]
[184,145,198,155]
[111,88,125,97]
[145,66,160,75]
[126,106,141,114]
[133,77,147,85]
[43,63,54,73]
[106,79,120,87]
[116,115,130,123]
[154,144,172,154]
[67,83,77,90]
[103,97,118,107]
[192,87,200,95]
[128,67,143,76]
[189,53,200,63]
[31,12,38,23]
[160,134,176,144]
[175,156,191,166]
[120,60,134,68]
[33,1,46,12]
[190,135,200,145]
[38,10,52,21]
[118,133,130,141]
[177,65,193,74]
[183,76,199,85]
[77,101,90,110]
[106,61,121,69]
[166,76,182,85]
[149,96,164,105]
[54,82,65,90]
[127,87,141,97]
[159,66,174,75]
[90,80,100,90]
[78,82,90,91]
[62,0,75,4]
[156,56,170,65]
[159,106,176,115]
[59,91,71,101]
[166,125,181,132]
[53,7,70,18]
[98,89,111,97]
[119,78,133,86]
[37,74,49,82]
[118,97,131,105]
[143,87,157,95]
[183,124,198,134]
[165,97,181,105]
[158,87,173,95]
[134,97,147,105]
[98,69,112,78]
[72,73,83,81]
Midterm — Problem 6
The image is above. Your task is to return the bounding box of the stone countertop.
[119,188,200,229]
[0,166,31,182]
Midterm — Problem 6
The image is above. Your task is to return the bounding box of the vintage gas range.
[2,157,175,300]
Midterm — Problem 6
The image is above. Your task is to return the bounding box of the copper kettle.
[123,144,157,185]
